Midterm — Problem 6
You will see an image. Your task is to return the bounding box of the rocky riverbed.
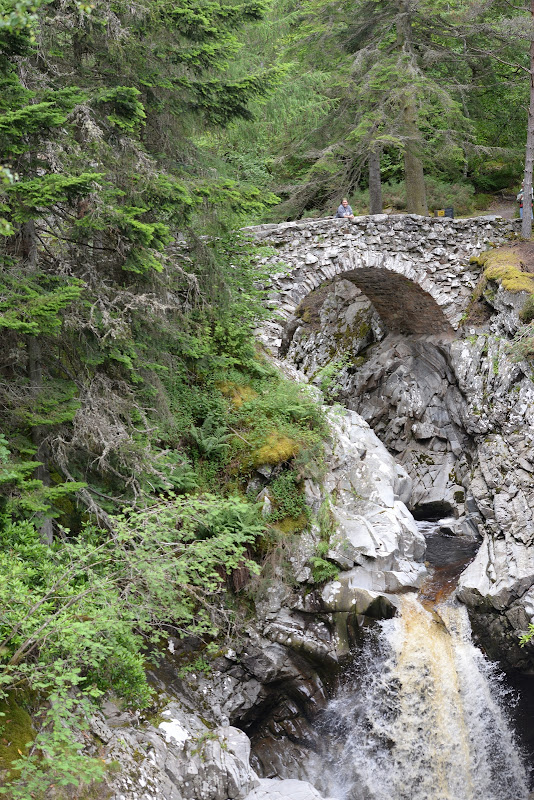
[90,404,429,799]
[280,264,534,671]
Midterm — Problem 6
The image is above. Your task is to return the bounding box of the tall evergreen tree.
[250,0,481,216]
[0,0,278,530]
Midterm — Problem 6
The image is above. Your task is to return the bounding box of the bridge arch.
[332,250,454,336]
[247,214,518,354]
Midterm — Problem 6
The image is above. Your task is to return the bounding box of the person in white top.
[336,197,355,218]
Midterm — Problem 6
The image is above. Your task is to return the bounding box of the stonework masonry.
[246,214,519,351]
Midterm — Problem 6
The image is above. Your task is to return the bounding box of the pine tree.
[253,0,478,216]
[0,0,278,531]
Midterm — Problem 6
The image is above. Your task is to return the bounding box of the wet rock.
[243,778,336,800]
[322,407,427,590]
[258,227,534,669]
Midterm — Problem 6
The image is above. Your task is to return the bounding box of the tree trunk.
[522,0,534,239]
[396,2,428,216]
[22,219,54,545]
[403,93,428,216]
[369,147,383,214]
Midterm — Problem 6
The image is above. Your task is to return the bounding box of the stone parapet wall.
[246,214,519,351]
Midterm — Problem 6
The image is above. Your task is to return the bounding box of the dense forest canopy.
[1,0,534,795]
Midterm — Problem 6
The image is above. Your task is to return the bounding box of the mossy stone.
[252,431,300,465]
[0,694,35,778]
[478,248,534,294]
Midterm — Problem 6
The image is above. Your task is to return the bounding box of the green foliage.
[519,293,534,324]
[317,495,336,542]
[177,656,212,678]
[190,415,231,459]
[315,355,349,400]
[143,452,199,495]
[0,693,106,799]
[268,469,308,522]
[0,435,85,522]
[0,0,340,793]
[0,493,263,795]
[348,177,477,216]
[419,178,475,216]
[227,370,327,474]
[508,323,534,363]
[519,624,534,647]
[0,269,83,334]
[309,555,338,583]
[7,173,101,220]
[306,495,338,583]
[96,86,146,133]
[0,693,34,778]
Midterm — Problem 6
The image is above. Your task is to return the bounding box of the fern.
[190,415,231,458]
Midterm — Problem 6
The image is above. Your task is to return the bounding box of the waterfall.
[310,596,530,800]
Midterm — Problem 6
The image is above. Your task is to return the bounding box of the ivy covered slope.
[0,0,328,796]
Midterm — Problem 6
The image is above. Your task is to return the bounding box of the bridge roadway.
[244,213,519,353]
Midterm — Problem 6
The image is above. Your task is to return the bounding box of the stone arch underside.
[339,266,455,336]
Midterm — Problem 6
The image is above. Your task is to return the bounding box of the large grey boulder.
[92,701,260,800]
[322,407,426,595]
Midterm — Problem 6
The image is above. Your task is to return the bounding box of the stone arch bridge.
[244,214,518,354]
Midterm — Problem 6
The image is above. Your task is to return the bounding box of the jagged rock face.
[90,700,336,800]
[319,408,426,597]
[162,407,427,781]
[90,701,259,800]
[281,272,534,671]
[93,407,428,798]
[285,287,477,528]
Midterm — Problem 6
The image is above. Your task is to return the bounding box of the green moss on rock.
[474,248,534,294]
[0,694,35,779]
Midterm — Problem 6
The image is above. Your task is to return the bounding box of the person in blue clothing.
[517,181,533,219]
[336,197,355,218]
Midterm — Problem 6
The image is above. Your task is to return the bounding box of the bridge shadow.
[341,268,455,337]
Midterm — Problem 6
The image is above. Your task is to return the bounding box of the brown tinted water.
[417,520,479,606]
[305,520,531,799]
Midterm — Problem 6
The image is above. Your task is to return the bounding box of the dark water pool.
[417,519,480,604]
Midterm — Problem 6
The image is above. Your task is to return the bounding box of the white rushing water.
[310,595,530,800]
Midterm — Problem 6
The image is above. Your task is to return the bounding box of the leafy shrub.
[190,414,231,459]
[309,556,338,583]
[228,372,327,473]
[314,356,350,401]
[350,178,477,216]
[268,470,309,522]
[423,177,475,216]
[0,494,263,796]
[508,323,534,362]
[471,157,522,193]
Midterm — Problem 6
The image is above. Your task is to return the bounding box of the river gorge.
[90,214,534,800]
[305,523,530,800]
